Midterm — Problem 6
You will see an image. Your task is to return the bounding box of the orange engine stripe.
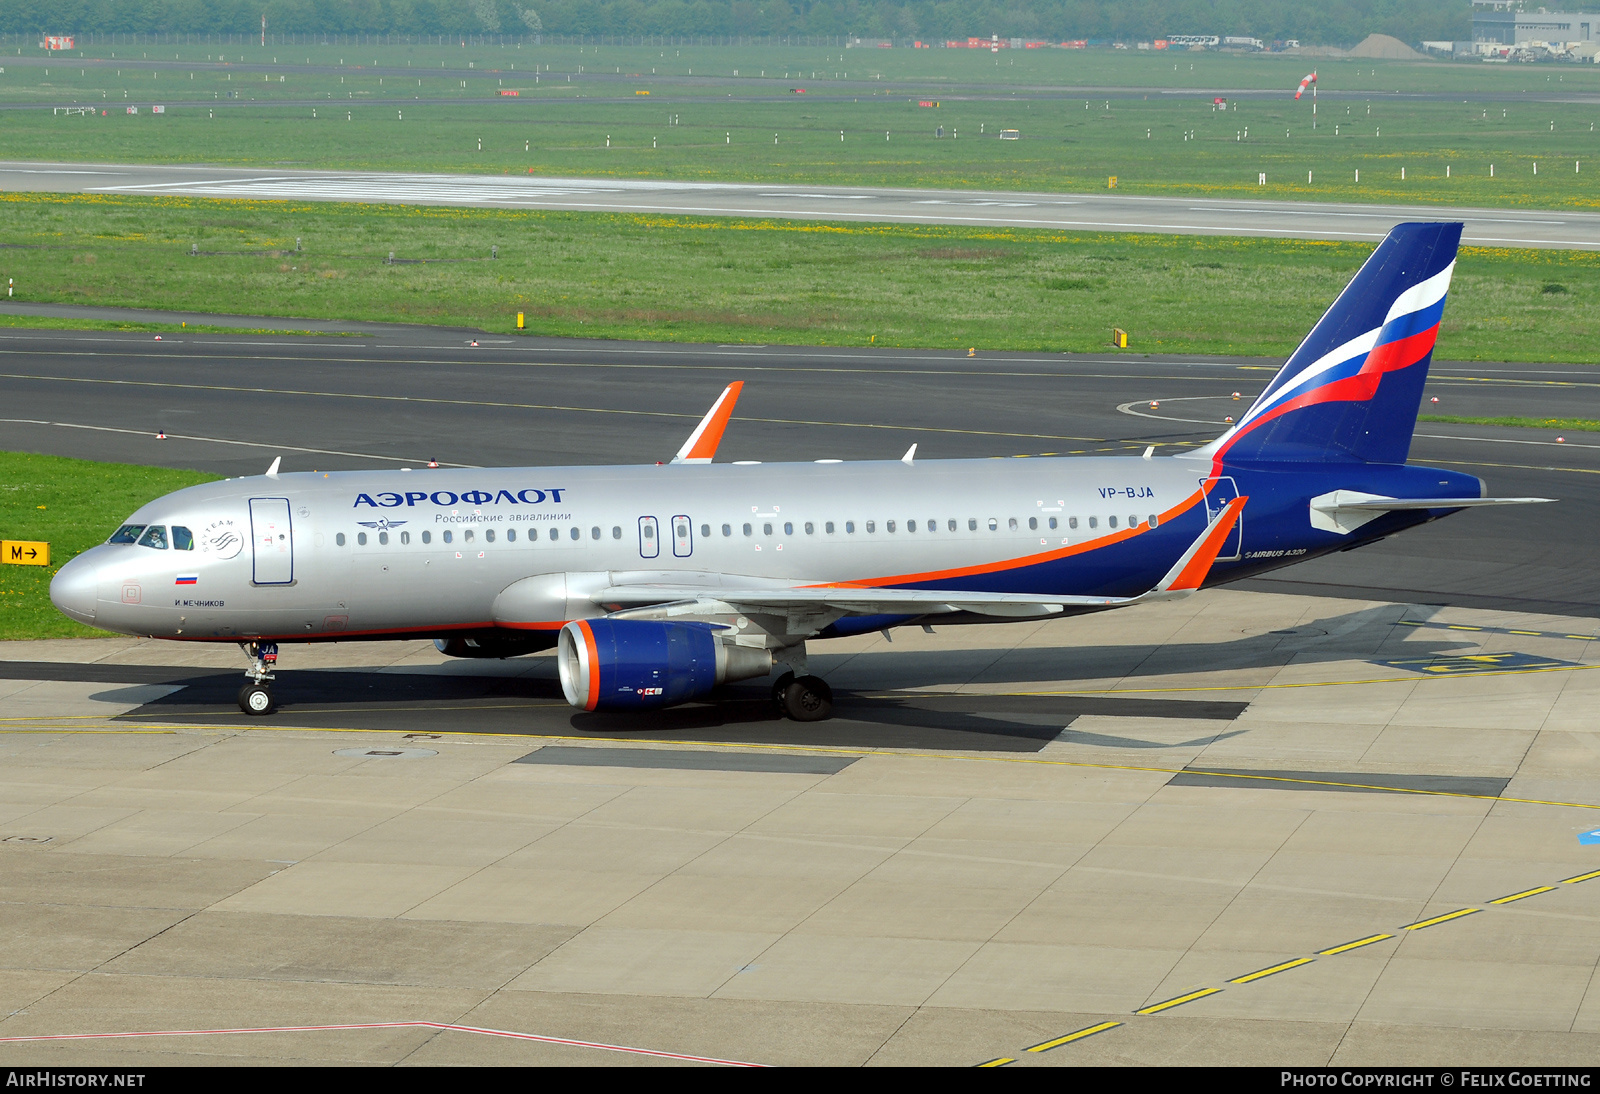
[577,619,601,711]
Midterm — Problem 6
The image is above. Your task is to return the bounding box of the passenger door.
[1198,477,1242,561]
[638,515,660,559]
[249,497,295,584]
[672,514,693,558]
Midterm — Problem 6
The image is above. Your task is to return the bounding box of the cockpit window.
[108,524,146,544]
[172,526,195,551]
[136,526,169,550]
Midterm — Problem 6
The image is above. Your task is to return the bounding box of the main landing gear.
[237,641,279,716]
[771,670,833,722]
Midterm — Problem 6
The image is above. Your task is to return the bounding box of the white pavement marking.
[0,1020,768,1066]
[0,418,478,467]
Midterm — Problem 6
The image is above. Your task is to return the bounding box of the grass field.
[0,451,219,640]
[0,191,1595,359]
[3,45,1600,205]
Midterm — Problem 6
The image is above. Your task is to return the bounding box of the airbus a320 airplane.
[51,222,1544,721]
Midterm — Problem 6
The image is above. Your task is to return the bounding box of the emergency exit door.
[249,497,295,584]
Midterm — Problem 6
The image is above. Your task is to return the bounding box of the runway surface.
[3,160,1596,248]
[0,318,1594,617]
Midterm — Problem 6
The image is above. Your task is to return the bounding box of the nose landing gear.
[238,641,279,716]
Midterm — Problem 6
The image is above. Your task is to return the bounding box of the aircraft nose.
[50,554,99,624]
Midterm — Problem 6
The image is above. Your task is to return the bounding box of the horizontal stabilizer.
[1310,490,1553,535]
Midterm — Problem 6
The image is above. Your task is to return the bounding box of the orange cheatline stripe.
[1169,495,1247,591]
[803,490,1208,590]
[682,381,743,460]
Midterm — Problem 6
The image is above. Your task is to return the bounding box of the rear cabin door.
[249,497,295,584]
[1198,476,1243,561]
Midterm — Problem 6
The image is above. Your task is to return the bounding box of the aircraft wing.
[595,496,1247,626]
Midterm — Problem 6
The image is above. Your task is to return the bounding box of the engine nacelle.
[435,633,558,659]
[558,619,773,711]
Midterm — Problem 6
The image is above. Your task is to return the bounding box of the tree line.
[0,1,1472,49]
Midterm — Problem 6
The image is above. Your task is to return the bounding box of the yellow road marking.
[1447,625,1482,630]
[1562,870,1600,884]
[1317,934,1394,955]
[1510,630,1544,635]
[1025,1022,1121,1052]
[975,1057,1014,1067]
[1228,957,1314,984]
[1135,987,1221,1015]
[1489,886,1556,904]
[1402,908,1479,930]
[1397,620,1426,626]
[1566,635,1598,641]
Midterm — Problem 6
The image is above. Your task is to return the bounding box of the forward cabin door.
[249,497,295,584]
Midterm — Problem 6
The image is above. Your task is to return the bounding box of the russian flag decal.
[175,574,198,585]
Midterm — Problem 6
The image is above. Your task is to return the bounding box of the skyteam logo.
[356,518,408,532]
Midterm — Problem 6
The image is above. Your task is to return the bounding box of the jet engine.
[435,633,559,659]
[558,618,772,711]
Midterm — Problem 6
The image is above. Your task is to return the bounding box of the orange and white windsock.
[1294,71,1317,100]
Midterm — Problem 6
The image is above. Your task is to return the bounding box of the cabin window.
[1028,517,1038,531]
[987,518,998,531]
[722,524,732,537]
[887,520,896,533]
[357,532,368,546]
[1087,518,1097,530]
[422,531,432,544]
[336,533,346,547]
[591,527,601,540]
[443,530,453,543]
[1048,517,1057,530]
[866,521,876,534]
[172,526,195,550]
[1129,515,1139,528]
[1007,518,1018,531]
[1069,517,1079,530]
[784,522,794,535]
[948,519,957,532]
[846,521,855,533]
[378,531,389,545]
[569,527,580,541]
[804,522,814,535]
[926,519,936,533]
[610,526,620,540]
[486,529,496,543]
[825,522,835,534]
[524,528,533,541]
[701,524,711,538]
[1149,515,1159,528]
[137,526,168,550]
[464,530,475,543]
[108,525,145,545]
[906,520,916,532]
[1109,516,1119,529]
[401,531,411,544]
[743,523,752,537]
[763,523,773,536]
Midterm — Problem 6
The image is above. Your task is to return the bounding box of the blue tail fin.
[1198,221,1462,467]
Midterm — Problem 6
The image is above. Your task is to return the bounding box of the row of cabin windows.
[333,513,1160,548]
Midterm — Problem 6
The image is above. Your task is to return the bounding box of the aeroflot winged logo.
[356,519,408,531]
[352,487,568,508]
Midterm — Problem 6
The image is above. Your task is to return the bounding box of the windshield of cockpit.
[107,524,195,550]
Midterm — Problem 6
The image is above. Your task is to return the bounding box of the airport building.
[1472,2,1600,48]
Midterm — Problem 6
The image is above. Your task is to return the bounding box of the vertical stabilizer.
[1193,222,1462,467]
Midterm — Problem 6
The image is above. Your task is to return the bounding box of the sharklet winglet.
[671,382,744,465]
